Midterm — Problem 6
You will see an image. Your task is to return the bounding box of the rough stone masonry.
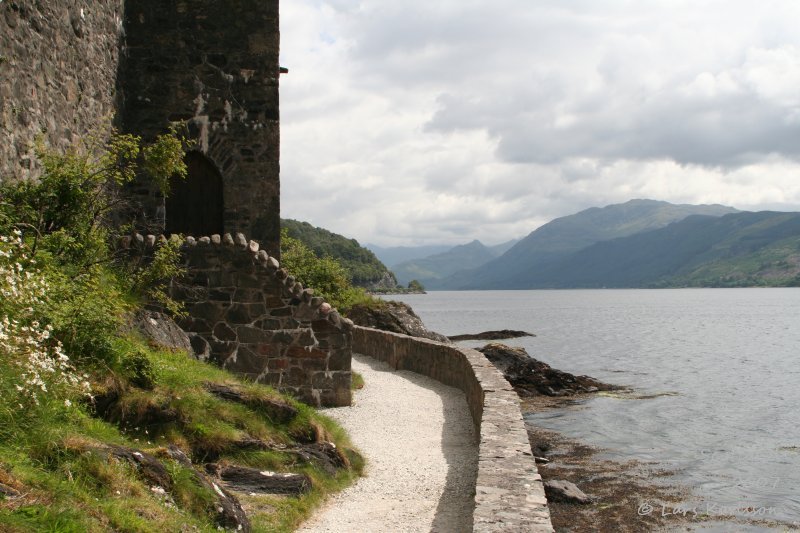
[1,0,282,255]
[3,2,354,406]
[123,232,353,407]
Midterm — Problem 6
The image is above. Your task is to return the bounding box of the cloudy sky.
[279,0,800,247]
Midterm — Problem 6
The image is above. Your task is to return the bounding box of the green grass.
[0,338,363,532]
[351,372,365,390]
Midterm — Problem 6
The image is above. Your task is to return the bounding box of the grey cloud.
[337,0,800,168]
[483,88,800,167]
[280,0,800,246]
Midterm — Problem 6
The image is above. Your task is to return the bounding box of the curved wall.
[120,232,353,407]
[352,326,554,532]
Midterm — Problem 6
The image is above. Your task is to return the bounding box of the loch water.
[388,289,800,531]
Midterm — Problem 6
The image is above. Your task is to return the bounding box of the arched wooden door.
[165,151,224,237]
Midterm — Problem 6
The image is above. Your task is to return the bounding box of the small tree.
[280,229,375,312]
[0,127,189,269]
[0,127,190,366]
[407,279,426,292]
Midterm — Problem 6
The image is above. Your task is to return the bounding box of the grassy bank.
[0,131,363,531]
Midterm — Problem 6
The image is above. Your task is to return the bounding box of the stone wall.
[122,232,353,407]
[1,0,282,256]
[352,326,553,532]
[120,0,282,256]
[0,0,124,182]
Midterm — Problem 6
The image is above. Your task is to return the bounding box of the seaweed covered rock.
[448,329,535,341]
[478,343,617,397]
[544,479,593,504]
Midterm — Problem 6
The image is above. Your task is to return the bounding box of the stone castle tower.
[1,0,282,255]
[1,2,355,407]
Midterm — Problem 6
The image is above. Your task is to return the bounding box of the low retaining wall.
[352,326,553,532]
[120,232,353,407]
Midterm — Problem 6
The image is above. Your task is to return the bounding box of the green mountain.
[439,199,739,289]
[517,211,800,288]
[392,240,498,286]
[281,219,397,288]
[366,244,453,267]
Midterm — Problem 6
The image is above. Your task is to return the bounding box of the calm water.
[388,289,800,530]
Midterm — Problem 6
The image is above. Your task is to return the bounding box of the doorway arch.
[165,151,224,237]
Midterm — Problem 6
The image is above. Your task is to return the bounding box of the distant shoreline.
[369,289,426,295]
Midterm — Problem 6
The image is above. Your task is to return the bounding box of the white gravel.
[299,353,478,533]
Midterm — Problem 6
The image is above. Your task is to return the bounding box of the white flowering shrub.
[0,231,90,407]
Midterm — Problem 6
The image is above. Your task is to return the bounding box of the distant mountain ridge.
[390,240,516,286]
[510,211,800,288]
[366,244,453,267]
[286,200,800,291]
[437,199,741,289]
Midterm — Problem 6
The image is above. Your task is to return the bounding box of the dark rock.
[347,301,449,343]
[291,442,348,476]
[535,456,550,465]
[448,329,536,341]
[108,445,172,490]
[213,322,238,342]
[187,332,211,361]
[0,482,20,499]
[111,397,181,427]
[544,479,592,504]
[132,310,193,352]
[155,446,250,531]
[208,484,251,532]
[478,343,618,397]
[206,464,312,495]
[191,464,250,531]
[164,445,192,467]
[204,382,299,423]
[530,440,551,458]
[91,388,120,419]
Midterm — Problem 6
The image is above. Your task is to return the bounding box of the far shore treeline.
[296,200,800,291]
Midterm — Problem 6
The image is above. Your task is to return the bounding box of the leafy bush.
[0,129,188,367]
[0,232,91,411]
[121,348,157,390]
[280,229,379,312]
[281,218,396,286]
[0,128,187,270]
[124,234,186,316]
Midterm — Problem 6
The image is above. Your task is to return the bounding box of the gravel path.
[299,353,478,533]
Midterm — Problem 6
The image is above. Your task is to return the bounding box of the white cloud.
[279,0,800,246]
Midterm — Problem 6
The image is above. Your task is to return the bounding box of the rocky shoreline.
[524,416,691,532]
[476,343,619,397]
[348,299,796,532]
